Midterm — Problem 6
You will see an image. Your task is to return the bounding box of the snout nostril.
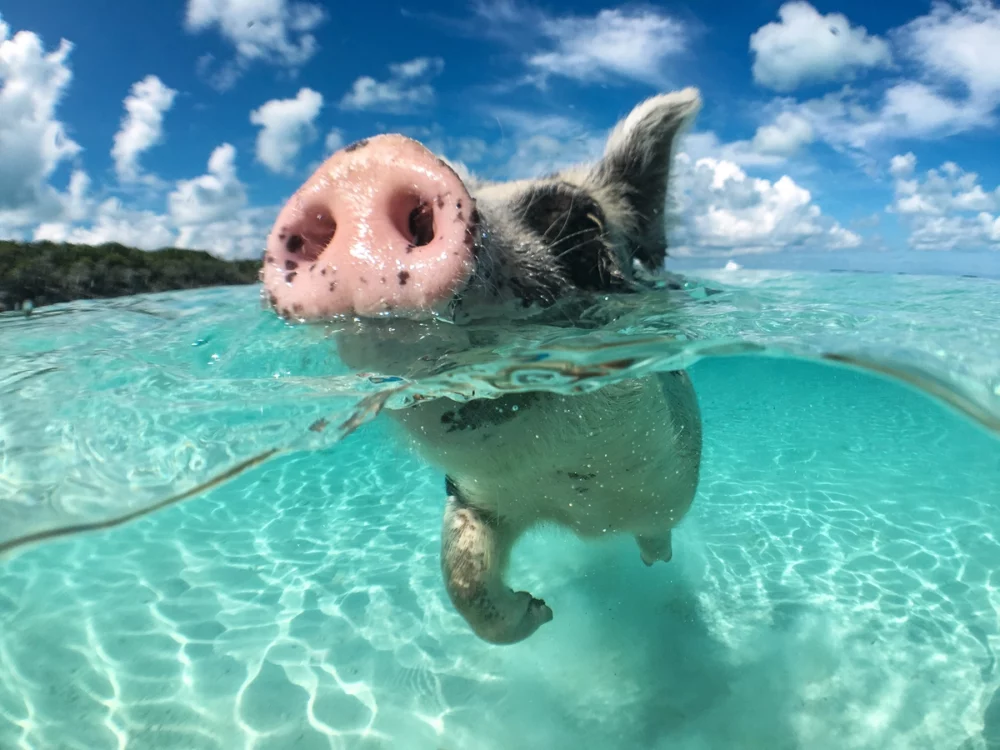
[408,203,435,247]
[280,205,336,262]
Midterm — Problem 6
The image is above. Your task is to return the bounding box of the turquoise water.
[1,269,999,748]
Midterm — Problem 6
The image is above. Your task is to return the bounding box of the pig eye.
[516,182,605,244]
[514,182,617,291]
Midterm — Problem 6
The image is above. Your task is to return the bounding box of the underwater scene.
[2,268,999,750]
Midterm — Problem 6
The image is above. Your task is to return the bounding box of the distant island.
[0,240,262,311]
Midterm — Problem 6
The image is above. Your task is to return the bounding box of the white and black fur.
[335,88,704,645]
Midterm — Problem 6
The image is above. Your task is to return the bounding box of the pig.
[260,88,705,645]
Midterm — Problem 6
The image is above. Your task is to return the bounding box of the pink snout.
[262,135,477,320]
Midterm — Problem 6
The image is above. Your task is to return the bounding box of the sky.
[1,0,1000,276]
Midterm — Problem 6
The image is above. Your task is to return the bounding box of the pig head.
[260,87,701,339]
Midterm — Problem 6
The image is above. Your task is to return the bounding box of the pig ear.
[588,87,701,270]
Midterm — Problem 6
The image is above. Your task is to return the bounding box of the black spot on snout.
[285,260,299,271]
[343,138,369,153]
[398,270,410,286]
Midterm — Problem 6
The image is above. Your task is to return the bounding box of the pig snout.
[262,135,478,320]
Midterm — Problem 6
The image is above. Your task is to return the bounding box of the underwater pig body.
[261,88,705,644]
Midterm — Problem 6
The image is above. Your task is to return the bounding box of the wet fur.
[340,88,705,645]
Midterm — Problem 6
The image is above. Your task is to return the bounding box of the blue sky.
[2,0,1000,276]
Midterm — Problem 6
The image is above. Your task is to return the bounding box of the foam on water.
[1,269,999,748]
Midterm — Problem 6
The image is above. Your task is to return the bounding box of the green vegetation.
[0,240,261,310]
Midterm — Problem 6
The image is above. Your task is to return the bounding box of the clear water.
[1,269,999,749]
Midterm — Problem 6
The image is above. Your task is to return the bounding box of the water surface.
[1,268,999,748]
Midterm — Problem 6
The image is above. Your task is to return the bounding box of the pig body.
[262,88,705,645]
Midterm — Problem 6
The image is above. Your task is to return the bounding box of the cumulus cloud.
[472,2,687,87]
[173,206,277,259]
[669,154,862,255]
[750,1,892,92]
[185,0,327,90]
[340,57,443,114]
[680,132,786,169]
[324,127,344,153]
[487,107,605,179]
[528,8,686,86]
[679,111,815,170]
[887,152,1000,250]
[249,87,323,174]
[897,0,1000,103]
[38,143,274,259]
[751,111,815,156]
[168,143,247,225]
[769,3,1000,157]
[35,199,178,250]
[111,75,177,183]
[775,82,990,162]
[0,16,83,227]
[889,152,916,178]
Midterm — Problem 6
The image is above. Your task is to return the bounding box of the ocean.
[1,268,998,749]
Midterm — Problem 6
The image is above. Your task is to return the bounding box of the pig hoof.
[637,531,673,566]
[500,590,553,644]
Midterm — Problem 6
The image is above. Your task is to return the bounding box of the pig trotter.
[636,530,673,566]
[441,491,552,645]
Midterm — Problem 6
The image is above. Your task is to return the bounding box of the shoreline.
[0,240,260,312]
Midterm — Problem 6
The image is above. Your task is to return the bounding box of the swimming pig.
[260,88,704,645]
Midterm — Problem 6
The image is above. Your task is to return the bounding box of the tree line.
[0,240,262,310]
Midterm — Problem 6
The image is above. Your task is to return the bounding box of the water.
[1,268,999,749]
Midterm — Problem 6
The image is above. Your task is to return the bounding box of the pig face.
[260,88,701,328]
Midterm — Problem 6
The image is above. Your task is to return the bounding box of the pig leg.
[636,531,673,566]
[441,491,553,645]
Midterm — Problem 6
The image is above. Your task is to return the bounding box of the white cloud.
[324,127,344,153]
[452,137,490,164]
[389,57,443,79]
[771,3,1000,157]
[185,0,326,89]
[0,16,82,226]
[471,2,687,88]
[750,1,892,92]
[680,131,787,169]
[527,8,686,86]
[779,83,990,161]
[897,0,1000,102]
[751,111,815,156]
[173,206,277,259]
[887,152,1000,250]
[669,154,862,255]
[35,198,177,250]
[340,57,443,114]
[168,143,247,225]
[487,107,605,179]
[889,152,916,178]
[111,75,177,183]
[37,143,274,259]
[679,112,815,169]
[249,87,323,174]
